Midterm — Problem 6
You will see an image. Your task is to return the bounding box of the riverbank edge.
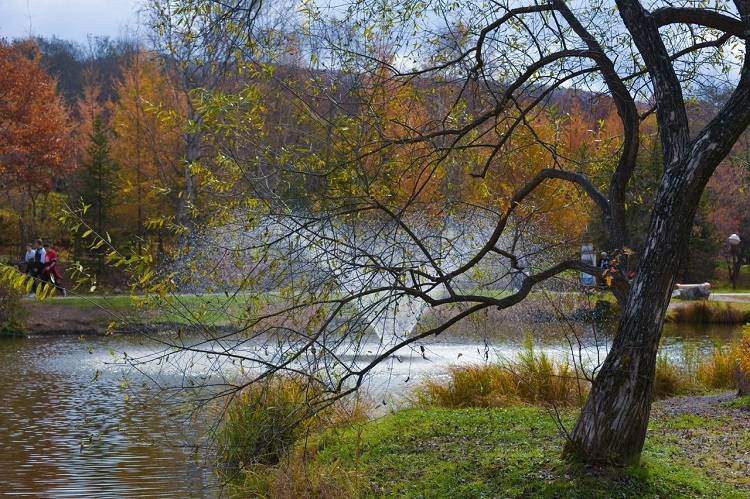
[1,322,240,337]
[10,289,750,337]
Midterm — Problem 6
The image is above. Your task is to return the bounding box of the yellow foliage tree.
[110,51,186,253]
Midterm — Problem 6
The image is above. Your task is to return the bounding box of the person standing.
[597,251,610,288]
[599,251,609,270]
[35,240,46,272]
[30,239,46,293]
[24,244,35,274]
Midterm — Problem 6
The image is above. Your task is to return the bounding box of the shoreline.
[6,300,241,337]
[8,291,750,338]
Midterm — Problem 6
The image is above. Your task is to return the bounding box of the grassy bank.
[30,288,618,331]
[219,336,750,497]
[12,292,270,334]
[18,289,750,335]
[41,292,251,324]
[229,405,747,498]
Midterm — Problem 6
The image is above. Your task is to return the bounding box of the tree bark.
[566,169,700,465]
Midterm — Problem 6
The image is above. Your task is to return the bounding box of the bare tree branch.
[652,7,747,39]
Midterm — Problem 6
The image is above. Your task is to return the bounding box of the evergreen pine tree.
[80,114,117,272]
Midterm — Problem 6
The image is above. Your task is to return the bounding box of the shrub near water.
[218,378,315,472]
[667,301,750,324]
[0,281,25,333]
[696,343,739,389]
[654,341,741,399]
[653,354,700,398]
[416,338,588,408]
[417,338,742,405]
[217,376,369,476]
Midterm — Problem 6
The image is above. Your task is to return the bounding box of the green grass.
[709,301,750,312]
[708,287,750,293]
[651,414,728,430]
[723,396,750,409]
[288,407,744,498]
[43,294,137,309]
[35,292,273,326]
[36,289,611,329]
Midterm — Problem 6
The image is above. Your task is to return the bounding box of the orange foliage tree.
[0,41,75,245]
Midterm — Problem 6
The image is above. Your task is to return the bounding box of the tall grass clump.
[737,327,750,395]
[217,376,369,475]
[416,337,588,408]
[667,301,750,324]
[654,340,742,398]
[696,343,739,389]
[739,326,750,374]
[230,456,363,499]
[218,377,314,471]
[653,353,701,398]
[417,337,744,405]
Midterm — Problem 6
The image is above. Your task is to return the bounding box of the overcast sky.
[1,0,143,42]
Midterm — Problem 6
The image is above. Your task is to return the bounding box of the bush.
[217,376,369,475]
[0,280,25,333]
[415,337,588,408]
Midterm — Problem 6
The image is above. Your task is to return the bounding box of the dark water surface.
[0,335,216,498]
[0,323,743,497]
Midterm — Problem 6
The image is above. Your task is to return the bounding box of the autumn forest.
[2,0,750,496]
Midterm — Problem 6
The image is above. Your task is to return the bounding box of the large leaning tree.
[107,0,750,466]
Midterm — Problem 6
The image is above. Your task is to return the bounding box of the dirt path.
[710,293,750,303]
[655,392,750,419]
[651,392,750,491]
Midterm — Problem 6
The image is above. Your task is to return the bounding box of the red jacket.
[43,249,63,280]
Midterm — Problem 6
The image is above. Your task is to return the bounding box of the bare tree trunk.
[566,172,699,465]
[177,103,200,226]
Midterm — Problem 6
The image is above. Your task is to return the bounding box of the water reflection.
[662,322,742,343]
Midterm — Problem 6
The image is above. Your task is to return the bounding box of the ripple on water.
[0,335,216,498]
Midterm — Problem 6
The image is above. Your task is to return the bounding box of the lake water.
[0,323,742,497]
[0,335,215,497]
